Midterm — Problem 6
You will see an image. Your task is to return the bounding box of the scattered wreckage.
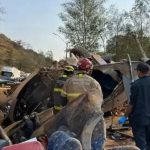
[1,60,139,122]
[0,51,142,149]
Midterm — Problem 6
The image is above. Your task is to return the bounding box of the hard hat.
[77,58,93,71]
[64,65,74,72]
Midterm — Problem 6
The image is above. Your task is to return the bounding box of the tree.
[16,40,32,49]
[129,0,150,38]
[106,6,124,55]
[59,0,106,52]
[105,0,150,60]
[106,32,150,61]
[36,50,53,67]
[124,0,150,58]
[44,50,53,66]
[45,50,53,60]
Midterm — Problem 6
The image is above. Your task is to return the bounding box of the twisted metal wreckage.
[0,49,142,149]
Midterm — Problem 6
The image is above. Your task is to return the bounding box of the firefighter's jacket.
[53,74,69,111]
[61,73,103,107]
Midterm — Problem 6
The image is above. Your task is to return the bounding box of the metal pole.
[127,54,134,83]
[52,33,66,44]
[52,33,68,59]
[66,43,68,59]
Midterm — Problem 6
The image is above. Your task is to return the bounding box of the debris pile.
[0,48,142,149]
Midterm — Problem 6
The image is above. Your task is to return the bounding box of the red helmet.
[77,58,93,71]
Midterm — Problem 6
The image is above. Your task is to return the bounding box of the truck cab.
[0,66,21,84]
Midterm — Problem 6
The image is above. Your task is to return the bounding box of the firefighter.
[53,65,74,114]
[61,58,105,149]
[61,58,103,103]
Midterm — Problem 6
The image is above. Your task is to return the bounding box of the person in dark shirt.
[119,62,150,150]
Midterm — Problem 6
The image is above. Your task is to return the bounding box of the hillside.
[0,34,53,72]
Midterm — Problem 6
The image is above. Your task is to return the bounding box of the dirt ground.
[105,116,135,148]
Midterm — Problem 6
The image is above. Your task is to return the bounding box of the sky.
[0,0,135,60]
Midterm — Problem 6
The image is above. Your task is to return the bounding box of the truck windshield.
[1,71,13,78]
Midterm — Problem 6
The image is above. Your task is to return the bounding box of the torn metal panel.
[102,82,126,113]
[7,69,61,122]
[93,61,139,104]
[92,54,107,65]
[93,61,139,79]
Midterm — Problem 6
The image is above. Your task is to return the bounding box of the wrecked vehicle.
[0,55,139,123]
[0,57,141,149]
[0,46,142,149]
[2,59,138,123]
[0,60,140,149]
[0,47,140,123]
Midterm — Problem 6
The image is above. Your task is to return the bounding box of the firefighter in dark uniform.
[53,65,74,114]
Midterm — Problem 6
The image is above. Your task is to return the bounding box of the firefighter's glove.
[118,116,127,125]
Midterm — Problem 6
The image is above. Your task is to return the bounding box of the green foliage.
[123,0,150,44]
[59,0,106,52]
[0,34,53,72]
[106,32,150,61]
[106,6,124,38]
[106,0,150,61]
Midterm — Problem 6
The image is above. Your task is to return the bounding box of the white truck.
[1,66,21,81]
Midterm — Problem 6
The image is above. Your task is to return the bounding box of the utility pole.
[52,33,69,59]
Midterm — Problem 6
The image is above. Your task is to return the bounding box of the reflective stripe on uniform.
[67,93,81,97]
[54,88,63,92]
[61,75,68,78]
[61,90,67,96]
[78,74,83,78]
[62,90,81,98]
[54,105,62,111]
[64,66,74,72]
